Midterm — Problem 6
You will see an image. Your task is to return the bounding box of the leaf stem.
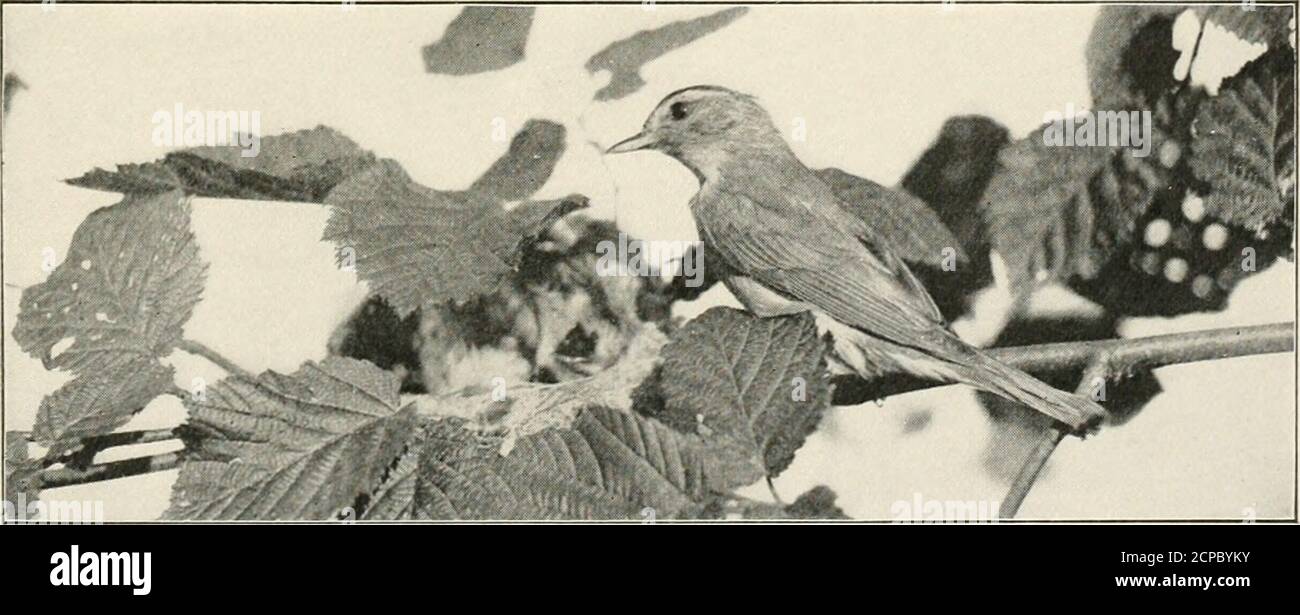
[999,359,1107,519]
[178,339,254,380]
[37,451,184,489]
[34,427,181,469]
[830,322,1294,406]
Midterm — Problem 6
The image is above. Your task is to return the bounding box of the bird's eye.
[669,101,689,121]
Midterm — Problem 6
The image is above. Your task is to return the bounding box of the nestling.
[607,85,1105,431]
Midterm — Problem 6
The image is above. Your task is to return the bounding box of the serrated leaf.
[585,7,749,101]
[14,191,206,374]
[66,126,376,201]
[1190,50,1295,229]
[323,158,586,313]
[1197,5,1294,48]
[979,126,1120,293]
[378,406,719,520]
[165,357,415,520]
[423,6,534,75]
[34,357,174,457]
[638,307,828,482]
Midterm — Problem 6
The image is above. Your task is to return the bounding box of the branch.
[34,427,181,469]
[995,322,1294,519]
[178,338,254,380]
[830,322,1295,406]
[36,451,184,490]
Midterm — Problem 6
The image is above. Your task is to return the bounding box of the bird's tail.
[954,350,1106,432]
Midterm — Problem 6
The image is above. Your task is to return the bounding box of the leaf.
[466,119,565,203]
[636,307,828,482]
[900,115,1011,258]
[66,126,376,202]
[1190,49,1295,230]
[4,432,42,509]
[585,7,749,101]
[423,6,534,75]
[1197,5,1294,48]
[34,357,175,457]
[977,123,1161,294]
[364,406,720,520]
[782,485,850,519]
[1086,5,1187,110]
[14,191,206,374]
[323,158,586,314]
[166,357,415,520]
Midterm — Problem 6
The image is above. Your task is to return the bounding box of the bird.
[606,85,1106,431]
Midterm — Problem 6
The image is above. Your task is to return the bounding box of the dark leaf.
[1086,5,1186,110]
[585,7,749,101]
[14,191,206,374]
[423,7,534,75]
[979,127,1117,293]
[66,126,376,202]
[1197,5,1294,48]
[782,485,850,519]
[899,115,1010,267]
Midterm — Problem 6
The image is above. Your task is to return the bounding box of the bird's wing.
[696,184,961,357]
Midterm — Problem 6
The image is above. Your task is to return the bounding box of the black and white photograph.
[1,0,1295,540]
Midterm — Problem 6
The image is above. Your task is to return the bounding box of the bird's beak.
[605,131,658,154]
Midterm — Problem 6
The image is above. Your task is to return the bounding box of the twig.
[37,451,184,489]
[178,338,254,380]
[33,427,181,469]
[830,322,1295,406]
[999,360,1107,519]
[994,323,1294,519]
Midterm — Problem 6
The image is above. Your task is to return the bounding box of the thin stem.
[37,451,183,489]
[178,338,254,380]
[35,427,181,468]
[1000,360,1108,519]
[831,322,1294,406]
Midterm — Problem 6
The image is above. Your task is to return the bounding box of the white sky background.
[2,3,1295,520]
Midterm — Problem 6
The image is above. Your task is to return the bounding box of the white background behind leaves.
[2,3,1293,519]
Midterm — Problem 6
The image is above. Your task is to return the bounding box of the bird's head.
[606,85,786,181]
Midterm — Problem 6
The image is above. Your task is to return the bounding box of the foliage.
[6,6,1294,520]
